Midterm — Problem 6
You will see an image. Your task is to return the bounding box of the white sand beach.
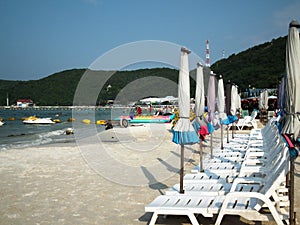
[0,123,299,225]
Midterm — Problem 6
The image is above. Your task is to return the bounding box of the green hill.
[211,36,286,90]
[0,36,287,106]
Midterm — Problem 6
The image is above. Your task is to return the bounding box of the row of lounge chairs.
[145,120,290,225]
[229,110,258,130]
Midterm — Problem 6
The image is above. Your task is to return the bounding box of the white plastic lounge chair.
[168,141,287,196]
[145,144,289,225]
[235,110,258,130]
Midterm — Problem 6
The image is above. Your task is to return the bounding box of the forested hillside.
[212,36,286,90]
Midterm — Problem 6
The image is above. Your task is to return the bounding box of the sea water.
[0,108,132,151]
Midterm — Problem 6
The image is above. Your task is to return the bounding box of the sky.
[1,0,300,81]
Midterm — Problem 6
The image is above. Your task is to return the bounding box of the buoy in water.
[96,120,106,125]
[65,128,74,135]
[67,118,76,122]
[82,119,91,124]
[8,117,16,121]
[53,119,61,123]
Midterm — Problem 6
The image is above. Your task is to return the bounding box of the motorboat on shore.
[23,116,55,124]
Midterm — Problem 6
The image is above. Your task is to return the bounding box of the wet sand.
[0,122,299,225]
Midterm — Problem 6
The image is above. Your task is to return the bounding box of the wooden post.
[289,158,295,225]
[199,142,204,172]
[221,123,224,149]
[180,145,184,194]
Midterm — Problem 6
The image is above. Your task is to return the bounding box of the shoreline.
[0,122,299,225]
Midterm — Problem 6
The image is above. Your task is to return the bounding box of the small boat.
[23,116,55,124]
[117,114,175,127]
[0,121,4,126]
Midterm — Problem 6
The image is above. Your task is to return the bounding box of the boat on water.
[116,114,175,127]
[0,121,4,126]
[23,116,55,124]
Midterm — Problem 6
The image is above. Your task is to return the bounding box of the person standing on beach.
[136,106,142,115]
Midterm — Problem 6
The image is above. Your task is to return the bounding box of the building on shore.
[16,99,34,108]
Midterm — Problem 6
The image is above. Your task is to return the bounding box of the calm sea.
[0,108,132,150]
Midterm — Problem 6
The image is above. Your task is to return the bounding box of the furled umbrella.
[194,62,205,171]
[217,75,227,149]
[172,47,200,193]
[259,89,268,123]
[277,76,285,111]
[230,85,238,139]
[225,80,232,143]
[207,71,216,158]
[282,20,300,140]
[282,20,300,225]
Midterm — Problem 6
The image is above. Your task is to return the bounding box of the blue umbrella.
[172,47,199,193]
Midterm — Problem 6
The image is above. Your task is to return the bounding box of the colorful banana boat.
[116,114,175,127]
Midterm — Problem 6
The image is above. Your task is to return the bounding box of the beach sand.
[0,123,299,225]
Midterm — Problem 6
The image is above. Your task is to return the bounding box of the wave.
[0,128,74,151]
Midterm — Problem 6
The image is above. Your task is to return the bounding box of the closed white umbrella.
[282,21,300,139]
[217,75,226,149]
[282,20,300,225]
[259,90,268,110]
[207,72,216,158]
[194,62,205,171]
[172,47,200,193]
[194,63,205,127]
[230,85,239,139]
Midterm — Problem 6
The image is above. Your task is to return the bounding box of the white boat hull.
[23,118,55,124]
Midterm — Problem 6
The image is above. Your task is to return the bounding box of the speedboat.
[23,116,55,124]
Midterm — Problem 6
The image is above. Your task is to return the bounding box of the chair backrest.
[250,110,258,120]
[254,142,289,210]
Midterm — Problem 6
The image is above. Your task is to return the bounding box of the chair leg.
[149,212,158,225]
[187,212,200,225]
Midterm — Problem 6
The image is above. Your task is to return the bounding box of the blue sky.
[1,0,300,80]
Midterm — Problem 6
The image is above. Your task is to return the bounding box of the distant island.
[0,36,286,106]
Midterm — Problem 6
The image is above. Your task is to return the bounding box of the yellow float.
[82,119,91,124]
[96,120,106,125]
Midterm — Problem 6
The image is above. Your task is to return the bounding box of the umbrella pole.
[199,142,204,172]
[221,123,224,149]
[227,125,229,143]
[210,132,213,159]
[180,144,184,194]
[232,122,235,139]
[289,158,295,225]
